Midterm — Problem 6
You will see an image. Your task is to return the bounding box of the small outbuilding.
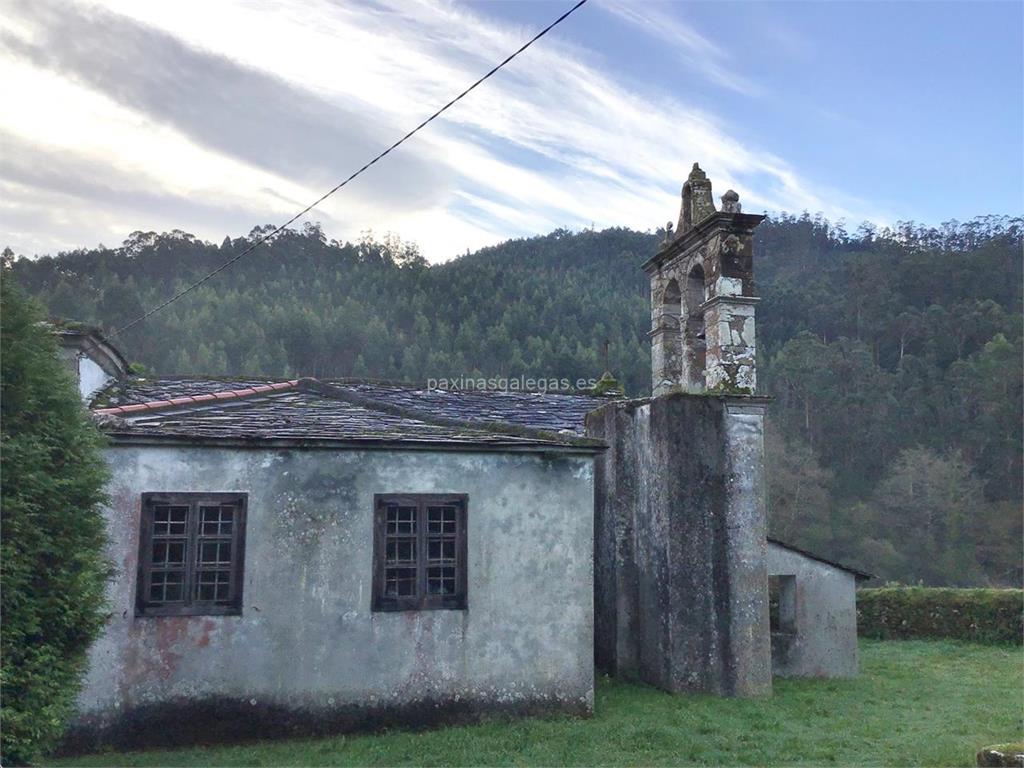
[767,538,872,679]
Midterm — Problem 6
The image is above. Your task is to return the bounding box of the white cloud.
[0,0,889,261]
[595,0,761,96]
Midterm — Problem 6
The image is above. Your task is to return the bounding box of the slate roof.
[92,377,610,451]
[328,383,605,436]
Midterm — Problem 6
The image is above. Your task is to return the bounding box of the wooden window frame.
[135,492,248,617]
[372,494,468,612]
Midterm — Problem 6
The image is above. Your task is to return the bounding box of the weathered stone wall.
[704,296,758,393]
[767,543,859,678]
[66,446,595,751]
[587,393,771,697]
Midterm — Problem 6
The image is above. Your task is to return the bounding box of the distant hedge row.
[857,587,1023,645]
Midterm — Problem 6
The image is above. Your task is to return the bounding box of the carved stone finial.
[721,189,741,213]
[677,162,716,235]
[663,221,674,243]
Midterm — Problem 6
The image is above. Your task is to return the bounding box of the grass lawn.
[52,640,1022,767]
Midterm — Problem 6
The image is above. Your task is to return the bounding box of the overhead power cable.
[113,0,589,335]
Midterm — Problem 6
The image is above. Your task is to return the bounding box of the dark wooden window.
[372,494,467,612]
[136,493,247,617]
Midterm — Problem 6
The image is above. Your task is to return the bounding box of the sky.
[1,0,1021,262]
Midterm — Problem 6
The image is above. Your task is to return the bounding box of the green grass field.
[52,640,1023,767]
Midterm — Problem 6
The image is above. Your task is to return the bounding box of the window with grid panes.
[372,494,467,611]
[136,493,247,616]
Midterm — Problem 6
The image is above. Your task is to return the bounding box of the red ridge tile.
[94,380,300,417]
[115,403,151,414]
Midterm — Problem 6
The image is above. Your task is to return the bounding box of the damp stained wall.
[587,393,772,698]
[69,445,595,750]
[767,543,859,678]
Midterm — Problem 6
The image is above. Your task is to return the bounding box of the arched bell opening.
[649,278,684,392]
[662,278,682,325]
[685,264,707,388]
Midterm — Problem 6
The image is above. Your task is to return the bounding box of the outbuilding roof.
[768,537,873,581]
[92,377,609,452]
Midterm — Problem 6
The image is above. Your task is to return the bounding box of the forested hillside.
[5,214,1021,586]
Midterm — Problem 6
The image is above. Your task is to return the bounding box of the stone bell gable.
[586,163,773,700]
[644,163,765,396]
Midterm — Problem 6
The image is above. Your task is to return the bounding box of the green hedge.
[857,587,1022,644]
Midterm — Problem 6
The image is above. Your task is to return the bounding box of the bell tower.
[645,163,764,396]
[588,162,773,699]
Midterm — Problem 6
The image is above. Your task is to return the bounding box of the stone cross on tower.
[643,163,765,396]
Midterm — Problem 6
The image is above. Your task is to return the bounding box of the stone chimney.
[645,165,765,396]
